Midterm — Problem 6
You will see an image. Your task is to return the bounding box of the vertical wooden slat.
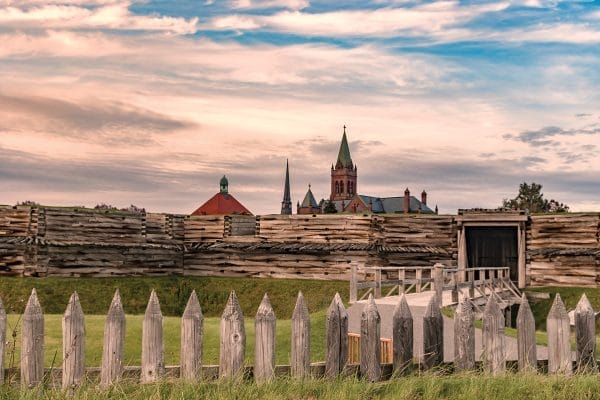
[101,289,125,386]
[181,290,203,381]
[0,297,5,383]
[482,295,505,374]
[374,269,382,299]
[575,293,596,371]
[254,293,276,383]
[291,291,310,378]
[360,295,381,382]
[422,294,443,370]
[433,263,444,301]
[21,288,44,387]
[325,292,348,377]
[219,290,245,379]
[454,296,475,371]
[547,293,572,375]
[392,293,412,374]
[416,269,423,293]
[516,293,537,372]
[62,292,85,389]
[350,264,357,303]
[141,290,164,383]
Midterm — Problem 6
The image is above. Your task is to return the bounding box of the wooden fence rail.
[0,289,598,387]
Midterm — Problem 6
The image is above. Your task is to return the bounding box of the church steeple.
[281,159,292,215]
[330,125,357,201]
[220,175,229,194]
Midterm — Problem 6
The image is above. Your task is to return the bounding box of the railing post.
[433,263,444,302]
[374,268,382,299]
[451,270,459,303]
[350,264,358,303]
[468,270,475,298]
[416,269,423,293]
[399,269,406,294]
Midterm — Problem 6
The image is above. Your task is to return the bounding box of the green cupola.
[220,175,229,194]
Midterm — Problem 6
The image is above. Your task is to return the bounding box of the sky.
[0,0,599,215]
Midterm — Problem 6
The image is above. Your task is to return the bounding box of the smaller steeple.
[281,159,292,215]
[220,175,229,194]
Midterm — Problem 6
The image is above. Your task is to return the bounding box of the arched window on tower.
[349,181,353,195]
[335,181,339,194]
[340,181,344,194]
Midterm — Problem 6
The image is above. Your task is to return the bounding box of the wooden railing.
[349,263,521,306]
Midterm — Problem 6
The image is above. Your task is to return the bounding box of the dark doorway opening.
[466,227,518,282]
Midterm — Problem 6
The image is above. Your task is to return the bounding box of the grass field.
[3,374,600,400]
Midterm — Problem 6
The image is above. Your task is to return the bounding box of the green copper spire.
[336,125,353,169]
[220,175,228,194]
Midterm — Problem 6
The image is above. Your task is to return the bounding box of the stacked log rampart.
[527,213,600,287]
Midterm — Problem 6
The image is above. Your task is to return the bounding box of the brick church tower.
[330,126,357,201]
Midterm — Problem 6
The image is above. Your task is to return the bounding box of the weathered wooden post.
[291,291,310,378]
[350,264,358,303]
[482,294,505,374]
[392,293,413,374]
[422,294,443,370]
[433,263,444,302]
[141,290,164,383]
[516,293,537,372]
[0,297,5,383]
[62,292,85,390]
[325,293,348,377]
[219,291,245,379]
[451,271,459,304]
[360,295,381,382]
[454,296,475,371]
[181,290,203,381]
[101,289,125,386]
[374,268,382,299]
[21,288,44,387]
[575,293,596,372]
[547,293,572,375]
[255,293,276,383]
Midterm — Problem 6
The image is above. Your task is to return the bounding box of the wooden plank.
[516,294,537,372]
[181,290,203,381]
[141,290,164,383]
[62,292,85,390]
[254,293,276,383]
[291,291,310,378]
[575,293,596,372]
[325,293,348,377]
[454,296,475,371]
[219,291,245,380]
[0,297,5,383]
[21,289,44,387]
[422,294,443,370]
[547,294,572,375]
[360,295,381,382]
[392,293,413,374]
[101,290,125,386]
[482,295,505,374]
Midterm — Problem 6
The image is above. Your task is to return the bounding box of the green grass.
[4,374,600,399]
[0,276,348,317]
[4,311,328,368]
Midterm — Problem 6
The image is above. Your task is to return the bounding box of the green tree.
[502,182,569,213]
[323,200,338,214]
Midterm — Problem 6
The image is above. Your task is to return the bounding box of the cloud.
[505,125,600,146]
[0,2,199,34]
[229,0,309,10]
[0,93,195,145]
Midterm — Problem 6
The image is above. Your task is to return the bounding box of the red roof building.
[191,176,252,216]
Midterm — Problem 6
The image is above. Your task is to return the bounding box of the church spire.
[336,125,353,169]
[281,159,292,215]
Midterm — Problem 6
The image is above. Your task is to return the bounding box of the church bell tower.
[330,126,357,201]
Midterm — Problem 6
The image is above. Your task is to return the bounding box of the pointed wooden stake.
[291,291,310,378]
[141,290,164,383]
[255,293,276,383]
[422,294,443,370]
[62,292,85,389]
[547,293,572,375]
[392,293,413,374]
[219,291,245,379]
[101,289,125,386]
[21,288,44,387]
[454,296,475,371]
[325,292,348,377]
[360,295,381,382]
[516,293,537,372]
[575,293,596,372]
[0,297,6,383]
[181,290,203,381]
[482,294,505,374]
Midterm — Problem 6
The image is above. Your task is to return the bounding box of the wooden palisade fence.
[1,289,600,388]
